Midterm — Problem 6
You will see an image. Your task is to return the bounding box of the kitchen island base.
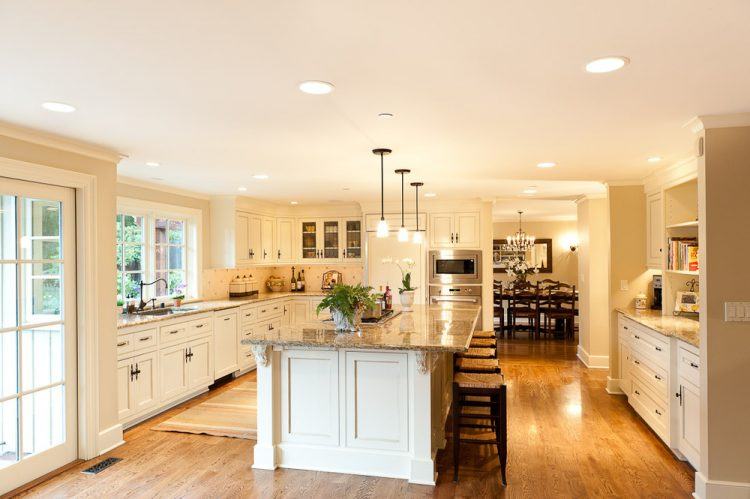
[251,346,453,485]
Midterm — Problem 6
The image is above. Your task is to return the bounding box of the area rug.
[151,381,257,439]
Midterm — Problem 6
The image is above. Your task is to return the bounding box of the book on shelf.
[667,237,699,272]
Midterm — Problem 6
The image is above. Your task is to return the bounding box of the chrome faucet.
[138,279,167,311]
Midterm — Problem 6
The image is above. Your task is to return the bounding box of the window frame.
[116,198,202,304]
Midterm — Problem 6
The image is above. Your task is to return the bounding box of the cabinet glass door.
[344,220,361,259]
[323,221,339,259]
[301,221,317,259]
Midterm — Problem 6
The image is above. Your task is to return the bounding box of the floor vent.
[81,457,123,475]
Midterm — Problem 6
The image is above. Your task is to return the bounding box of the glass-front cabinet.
[301,220,318,260]
[297,218,362,262]
[343,219,362,260]
[323,221,340,259]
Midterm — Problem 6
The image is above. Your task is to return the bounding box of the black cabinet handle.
[139,336,151,342]
[117,341,128,347]
[655,409,662,416]
[655,346,662,352]
[634,335,640,339]
[689,362,699,368]
[634,389,641,395]
[263,250,267,259]
[450,233,454,243]
[249,249,254,258]
[634,359,640,365]
[456,233,459,243]
[196,324,204,328]
[130,365,136,381]
[278,250,281,259]
[654,374,662,380]
[224,317,231,321]
[623,326,628,330]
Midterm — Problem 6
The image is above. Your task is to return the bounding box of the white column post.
[252,345,278,470]
[409,350,437,485]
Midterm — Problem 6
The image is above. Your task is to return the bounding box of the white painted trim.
[0,157,101,460]
[606,376,624,394]
[117,176,210,201]
[686,112,750,133]
[695,472,750,499]
[605,180,644,187]
[0,120,123,162]
[577,345,609,369]
[97,424,125,455]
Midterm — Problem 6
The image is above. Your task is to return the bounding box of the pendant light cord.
[415,184,419,231]
[380,153,385,221]
[401,172,405,227]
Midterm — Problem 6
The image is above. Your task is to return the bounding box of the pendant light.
[395,168,411,241]
[410,181,424,244]
[372,148,392,238]
[507,210,535,251]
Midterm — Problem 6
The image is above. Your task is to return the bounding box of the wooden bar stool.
[471,330,496,339]
[456,347,496,359]
[451,371,508,485]
[470,337,497,348]
[455,357,500,373]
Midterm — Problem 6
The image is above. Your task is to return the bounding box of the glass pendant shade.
[397,226,409,242]
[377,219,389,238]
[412,231,423,244]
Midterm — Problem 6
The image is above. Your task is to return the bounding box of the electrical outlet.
[725,302,750,321]
[620,280,629,291]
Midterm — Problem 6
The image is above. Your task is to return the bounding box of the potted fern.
[316,283,376,332]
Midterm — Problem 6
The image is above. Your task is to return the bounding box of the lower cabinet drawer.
[160,324,187,343]
[239,345,256,370]
[631,379,668,441]
[630,352,668,400]
[116,334,134,358]
[186,316,213,337]
[132,328,157,352]
[258,302,283,321]
[677,345,700,388]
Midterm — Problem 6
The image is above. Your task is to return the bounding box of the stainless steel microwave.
[428,249,482,285]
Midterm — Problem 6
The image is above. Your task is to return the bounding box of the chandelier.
[507,211,535,251]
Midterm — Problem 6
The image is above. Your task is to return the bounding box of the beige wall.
[117,181,211,269]
[607,185,659,378]
[0,134,119,437]
[493,220,578,286]
[576,197,610,367]
[699,125,750,485]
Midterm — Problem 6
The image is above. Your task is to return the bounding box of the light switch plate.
[725,302,750,321]
[620,280,629,291]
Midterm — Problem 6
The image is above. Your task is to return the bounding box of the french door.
[0,178,77,494]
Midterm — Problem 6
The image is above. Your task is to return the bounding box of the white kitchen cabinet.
[276,217,295,262]
[236,212,262,264]
[160,343,189,402]
[214,310,239,379]
[118,351,159,421]
[310,296,330,320]
[646,192,663,269]
[291,299,310,324]
[261,216,275,262]
[676,342,700,470]
[298,218,357,261]
[281,300,292,326]
[187,336,214,389]
[429,212,480,248]
[117,359,134,421]
[618,338,632,396]
[341,218,363,261]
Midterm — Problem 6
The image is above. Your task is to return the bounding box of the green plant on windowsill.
[316,283,376,332]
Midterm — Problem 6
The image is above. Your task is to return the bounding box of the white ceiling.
[492,198,581,222]
[2,1,749,203]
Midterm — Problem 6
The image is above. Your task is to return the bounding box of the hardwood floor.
[14,337,695,498]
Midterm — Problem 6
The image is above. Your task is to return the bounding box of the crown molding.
[0,120,124,163]
[685,113,750,133]
[605,180,643,187]
[117,176,211,200]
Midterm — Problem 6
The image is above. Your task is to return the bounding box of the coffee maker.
[651,275,662,310]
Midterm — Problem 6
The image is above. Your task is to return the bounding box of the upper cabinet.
[429,212,480,248]
[236,212,262,264]
[646,192,663,269]
[276,217,294,263]
[342,219,362,260]
[298,218,362,263]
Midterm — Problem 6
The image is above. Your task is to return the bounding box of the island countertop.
[241,303,481,352]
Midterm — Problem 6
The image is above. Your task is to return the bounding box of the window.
[115,199,201,304]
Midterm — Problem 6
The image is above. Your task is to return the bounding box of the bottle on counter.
[299,270,306,292]
[290,266,297,292]
[296,271,303,291]
[384,285,392,310]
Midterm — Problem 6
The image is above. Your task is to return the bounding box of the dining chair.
[543,283,576,339]
[508,282,539,339]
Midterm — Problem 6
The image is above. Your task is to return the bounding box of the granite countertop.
[241,303,481,352]
[117,291,328,329]
[617,307,700,348]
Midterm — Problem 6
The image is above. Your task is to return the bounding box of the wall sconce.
[564,233,579,252]
[570,242,578,252]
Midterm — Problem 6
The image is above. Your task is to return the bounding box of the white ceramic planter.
[399,290,415,311]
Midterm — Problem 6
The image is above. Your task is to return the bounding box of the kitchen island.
[242,303,480,485]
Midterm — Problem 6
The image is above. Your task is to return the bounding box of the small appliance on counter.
[266,276,285,292]
[321,270,343,290]
[229,274,258,298]
[635,293,648,310]
[651,275,662,310]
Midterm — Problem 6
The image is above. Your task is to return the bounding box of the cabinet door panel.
[292,300,310,324]
[343,219,362,260]
[322,220,341,259]
[248,215,262,263]
[455,212,480,247]
[276,218,294,262]
[261,217,275,261]
[235,213,250,263]
[281,300,292,326]
[160,344,188,401]
[214,312,238,378]
[679,381,700,468]
[300,220,319,260]
[117,359,134,421]
[188,337,213,389]
[132,351,158,414]
[430,213,454,247]
[646,193,663,268]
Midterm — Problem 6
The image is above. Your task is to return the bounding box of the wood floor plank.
[13,336,694,498]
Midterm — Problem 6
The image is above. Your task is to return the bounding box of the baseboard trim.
[695,472,750,499]
[606,376,624,394]
[97,424,124,455]
[577,345,609,369]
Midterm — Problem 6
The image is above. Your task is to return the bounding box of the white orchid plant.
[382,257,417,294]
[505,257,539,282]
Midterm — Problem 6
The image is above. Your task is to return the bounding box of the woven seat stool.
[456,347,496,359]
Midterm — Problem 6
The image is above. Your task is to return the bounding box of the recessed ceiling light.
[252,174,269,180]
[523,186,538,194]
[290,201,299,205]
[151,177,164,181]
[585,56,629,73]
[298,80,334,95]
[342,187,350,191]
[378,112,394,119]
[146,161,160,167]
[238,186,248,192]
[647,156,662,163]
[424,192,437,198]
[537,161,556,168]
[42,101,76,113]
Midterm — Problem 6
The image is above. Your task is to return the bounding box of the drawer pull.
[139,336,152,342]
[689,362,699,369]
[623,326,628,330]
[246,352,253,357]
[634,335,640,339]
[117,341,128,347]
[245,313,253,317]
[655,346,662,352]
[634,359,640,365]
[261,309,267,313]
[224,317,231,321]
[168,330,179,335]
[634,389,641,395]
[654,374,662,381]
[196,324,205,328]
[655,409,662,416]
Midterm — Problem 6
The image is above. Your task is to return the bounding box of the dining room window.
[115,199,201,305]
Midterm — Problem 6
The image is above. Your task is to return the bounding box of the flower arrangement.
[173,283,186,306]
[316,283,376,331]
[505,257,539,283]
[382,257,417,294]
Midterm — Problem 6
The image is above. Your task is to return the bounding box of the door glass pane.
[168,246,183,270]
[123,244,143,271]
[155,218,168,244]
[0,331,18,398]
[0,264,17,329]
[122,215,143,243]
[22,199,61,261]
[168,220,184,244]
[301,222,317,259]
[168,271,184,295]
[0,195,17,260]
[21,263,62,325]
[21,325,63,391]
[346,221,361,258]
[0,398,18,468]
[155,271,168,296]
[21,385,65,457]
[124,273,142,300]
[324,221,339,258]
[155,244,167,270]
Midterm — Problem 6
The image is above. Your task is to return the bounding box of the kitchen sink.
[134,305,198,316]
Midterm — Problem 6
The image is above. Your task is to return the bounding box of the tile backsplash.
[201,265,364,299]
